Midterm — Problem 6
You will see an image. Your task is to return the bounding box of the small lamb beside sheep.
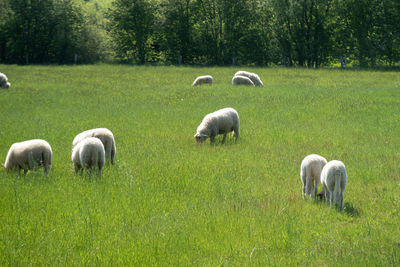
[300,154,327,199]
[320,160,347,210]
[195,107,239,144]
[1,139,52,174]
[72,137,105,175]
[192,75,213,86]
[72,128,116,164]
[234,70,263,86]
[0,72,11,89]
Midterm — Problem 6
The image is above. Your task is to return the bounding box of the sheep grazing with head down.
[195,107,239,144]
[232,75,255,86]
[72,137,105,175]
[192,75,213,86]
[0,72,10,89]
[234,70,263,86]
[300,154,327,199]
[320,160,348,210]
[72,128,116,164]
[1,139,52,175]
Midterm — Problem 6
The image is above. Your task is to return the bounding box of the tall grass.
[0,65,399,265]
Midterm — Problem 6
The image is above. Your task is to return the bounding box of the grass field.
[0,65,399,266]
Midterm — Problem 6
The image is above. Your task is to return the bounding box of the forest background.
[0,0,399,68]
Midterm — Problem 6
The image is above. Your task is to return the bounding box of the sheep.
[192,75,213,86]
[232,75,255,86]
[194,107,239,144]
[0,72,10,89]
[300,154,327,199]
[234,70,263,86]
[1,139,52,175]
[71,137,105,175]
[72,128,116,164]
[320,160,348,210]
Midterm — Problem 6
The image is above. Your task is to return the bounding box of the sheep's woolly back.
[320,160,347,209]
[232,75,255,86]
[72,128,116,164]
[0,72,10,89]
[4,139,52,173]
[195,107,240,143]
[192,75,213,86]
[72,137,105,172]
[234,70,263,86]
[300,154,327,197]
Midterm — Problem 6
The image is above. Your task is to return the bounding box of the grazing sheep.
[0,72,10,89]
[234,70,263,86]
[192,75,213,86]
[232,75,255,86]
[320,160,347,210]
[72,128,116,164]
[194,107,239,144]
[1,139,52,174]
[300,154,327,199]
[71,137,105,175]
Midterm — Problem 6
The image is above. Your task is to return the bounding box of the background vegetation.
[0,65,399,265]
[0,0,399,67]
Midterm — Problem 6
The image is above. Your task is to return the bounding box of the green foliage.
[0,65,399,265]
[0,0,399,66]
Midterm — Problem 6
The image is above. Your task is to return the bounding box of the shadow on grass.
[313,196,360,217]
[343,202,360,217]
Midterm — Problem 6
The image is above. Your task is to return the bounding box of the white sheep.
[320,160,348,210]
[192,75,213,86]
[232,75,255,86]
[194,107,239,144]
[72,128,116,164]
[0,72,10,89]
[71,137,105,175]
[234,70,263,86]
[1,139,52,174]
[300,154,327,199]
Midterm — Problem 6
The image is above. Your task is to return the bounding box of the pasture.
[0,65,399,265]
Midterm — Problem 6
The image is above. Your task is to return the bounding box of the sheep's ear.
[1,163,5,168]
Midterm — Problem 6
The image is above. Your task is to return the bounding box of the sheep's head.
[194,133,208,144]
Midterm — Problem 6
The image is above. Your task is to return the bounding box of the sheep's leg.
[305,175,311,197]
[301,170,306,199]
[221,134,227,144]
[232,126,239,140]
[314,179,320,199]
[111,141,116,165]
[210,135,215,144]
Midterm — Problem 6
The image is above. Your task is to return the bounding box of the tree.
[108,0,155,64]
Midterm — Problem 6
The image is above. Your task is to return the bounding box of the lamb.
[320,160,348,210]
[72,128,116,164]
[1,139,52,174]
[232,75,255,86]
[0,72,10,89]
[71,137,105,175]
[234,70,263,86]
[300,154,327,199]
[192,75,213,86]
[194,107,239,144]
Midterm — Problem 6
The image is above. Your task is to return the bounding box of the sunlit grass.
[0,65,399,265]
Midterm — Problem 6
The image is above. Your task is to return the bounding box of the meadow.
[0,65,399,266]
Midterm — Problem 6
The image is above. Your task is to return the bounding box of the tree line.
[0,0,399,67]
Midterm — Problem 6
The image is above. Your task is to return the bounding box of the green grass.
[0,65,399,265]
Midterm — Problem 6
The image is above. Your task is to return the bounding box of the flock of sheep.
[1,70,347,210]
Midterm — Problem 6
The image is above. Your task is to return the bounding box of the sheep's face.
[194,133,208,144]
